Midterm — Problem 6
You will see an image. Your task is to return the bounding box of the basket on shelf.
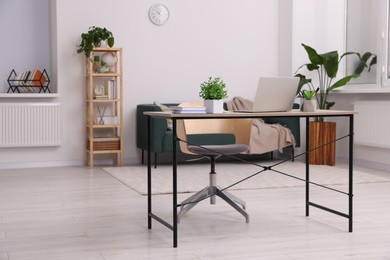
[87,137,120,151]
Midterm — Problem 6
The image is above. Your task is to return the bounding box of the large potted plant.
[77,26,115,59]
[199,76,228,113]
[295,43,376,115]
[295,43,376,165]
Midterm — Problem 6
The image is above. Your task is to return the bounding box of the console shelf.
[85,47,123,167]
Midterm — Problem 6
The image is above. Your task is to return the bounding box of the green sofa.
[136,103,300,167]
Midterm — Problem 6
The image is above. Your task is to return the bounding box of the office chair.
[176,119,250,223]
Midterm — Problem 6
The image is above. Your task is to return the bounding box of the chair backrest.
[176,102,252,155]
[176,119,195,155]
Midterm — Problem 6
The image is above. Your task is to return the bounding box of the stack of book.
[170,106,207,114]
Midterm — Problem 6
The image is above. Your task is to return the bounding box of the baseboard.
[4,155,387,172]
[337,156,390,172]
[0,157,141,170]
[0,159,85,170]
[354,158,390,172]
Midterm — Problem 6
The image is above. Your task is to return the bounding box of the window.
[345,0,380,88]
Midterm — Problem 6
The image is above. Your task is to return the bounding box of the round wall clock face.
[149,4,170,26]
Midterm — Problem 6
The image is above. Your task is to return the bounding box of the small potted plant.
[199,76,228,113]
[298,89,318,112]
[92,55,100,72]
[77,26,115,59]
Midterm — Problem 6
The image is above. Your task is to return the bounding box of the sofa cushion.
[154,101,173,130]
[137,103,179,152]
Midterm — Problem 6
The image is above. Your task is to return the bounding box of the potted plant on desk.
[199,76,228,113]
[295,43,376,165]
[298,89,318,112]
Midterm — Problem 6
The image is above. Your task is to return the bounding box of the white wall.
[291,0,347,158]
[0,0,280,168]
[0,0,51,93]
[292,0,346,77]
[330,93,390,171]
[2,0,389,171]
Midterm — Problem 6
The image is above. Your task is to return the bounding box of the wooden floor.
[1,164,390,260]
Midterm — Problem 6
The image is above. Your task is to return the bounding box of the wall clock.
[149,4,170,26]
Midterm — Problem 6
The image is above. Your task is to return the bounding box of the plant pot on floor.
[204,99,224,114]
[309,121,336,166]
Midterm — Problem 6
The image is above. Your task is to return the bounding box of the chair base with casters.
[177,144,250,223]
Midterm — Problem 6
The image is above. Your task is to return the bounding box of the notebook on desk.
[234,76,300,113]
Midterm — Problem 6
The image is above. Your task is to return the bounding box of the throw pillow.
[154,102,173,130]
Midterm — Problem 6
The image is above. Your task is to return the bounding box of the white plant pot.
[302,100,317,112]
[99,40,108,47]
[204,99,224,114]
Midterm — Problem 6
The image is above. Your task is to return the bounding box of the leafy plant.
[295,43,376,112]
[77,26,115,58]
[298,89,317,100]
[93,55,100,63]
[199,77,228,100]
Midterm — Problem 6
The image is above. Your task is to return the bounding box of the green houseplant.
[295,43,376,165]
[295,43,376,115]
[199,77,228,100]
[199,77,228,113]
[77,26,115,59]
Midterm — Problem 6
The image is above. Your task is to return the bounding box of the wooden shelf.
[90,47,122,52]
[88,99,121,103]
[86,72,120,77]
[85,47,123,167]
[89,124,120,128]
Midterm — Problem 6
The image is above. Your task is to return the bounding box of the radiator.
[0,103,62,147]
[354,101,390,149]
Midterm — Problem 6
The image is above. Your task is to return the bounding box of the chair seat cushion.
[162,132,236,152]
[188,144,249,156]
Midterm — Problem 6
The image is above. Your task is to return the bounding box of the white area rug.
[103,161,390,195]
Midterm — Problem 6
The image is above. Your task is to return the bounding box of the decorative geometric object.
[101,52,117,72]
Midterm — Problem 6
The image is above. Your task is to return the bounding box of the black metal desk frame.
[146,110,354,248]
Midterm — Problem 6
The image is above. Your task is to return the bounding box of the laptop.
[235,76,299,113]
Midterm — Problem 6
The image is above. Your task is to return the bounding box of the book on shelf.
[95,95,109,100]
[22,71,31,89]
[27,71,35,92]
[18,71,29,92]
[31,69,46,88]
[104,80,116,99]
[26,70,37,92]
[112,80,116,98]
[170,106,207,114]
[173,110,207,114]
[12,71,24,87]
[105,80,111,99]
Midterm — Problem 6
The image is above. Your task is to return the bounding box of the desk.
[145,110,356,248]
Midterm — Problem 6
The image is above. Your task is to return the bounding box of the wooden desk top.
[144,109,356,119]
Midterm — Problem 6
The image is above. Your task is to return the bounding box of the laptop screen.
[251,77,299,112]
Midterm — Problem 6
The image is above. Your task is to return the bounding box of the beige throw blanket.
[225,96,296,154]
